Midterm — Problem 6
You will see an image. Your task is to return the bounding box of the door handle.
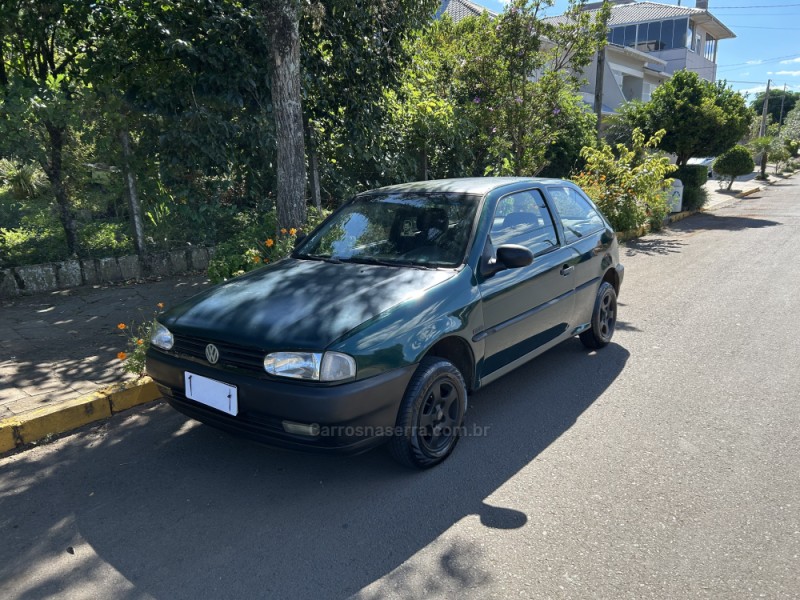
[560,265,574,276]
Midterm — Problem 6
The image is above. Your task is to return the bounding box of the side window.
[547,186,605,244]
[490,189,558,255]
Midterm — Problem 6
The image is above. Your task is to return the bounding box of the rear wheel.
[389,357,467,469]
[580,281,617,349]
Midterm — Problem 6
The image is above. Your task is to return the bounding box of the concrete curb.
[736,187,761,199]
[0,377,161,455]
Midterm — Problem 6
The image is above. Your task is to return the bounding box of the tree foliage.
[749,88,800,127]
[620,70,753,166]
[713,145,754,190]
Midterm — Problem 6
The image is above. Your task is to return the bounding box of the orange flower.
[289,228,297,236]
[117,351,127,360]
[252,255,262,263]
[136,339,144,345]
[265,239,274,248]
[600,175,606,181]
[157,302,165,309]
[280,228,287,234]
[117,323,127,330]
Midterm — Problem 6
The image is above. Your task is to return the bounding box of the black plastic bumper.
[146,349,416,454]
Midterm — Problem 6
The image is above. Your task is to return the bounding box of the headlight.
[150,323,174,350]
[264,351,356,382]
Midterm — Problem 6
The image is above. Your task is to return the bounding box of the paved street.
[1,177,799,599]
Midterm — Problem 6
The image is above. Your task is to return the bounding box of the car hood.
[163,258,458,350]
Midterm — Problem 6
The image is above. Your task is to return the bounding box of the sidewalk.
[0,274,210,424]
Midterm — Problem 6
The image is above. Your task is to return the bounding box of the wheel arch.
[424,336,476,392]
[602,266,620,295]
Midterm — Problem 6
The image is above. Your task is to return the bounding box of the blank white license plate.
[184,372,238,416]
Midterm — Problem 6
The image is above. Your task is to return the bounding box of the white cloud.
[775,70,800,77]
[746,60,763,65]
[779,57,800,64]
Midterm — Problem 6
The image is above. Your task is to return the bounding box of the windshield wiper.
[295,253,342,264]
[343,256,432,270]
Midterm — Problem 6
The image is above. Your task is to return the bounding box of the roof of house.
[435,0,496,22]
[544,1,735,40]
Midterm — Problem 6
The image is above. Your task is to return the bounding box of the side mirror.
[496,244,533,269]
[480,243,533,278]
[293,233,307,248]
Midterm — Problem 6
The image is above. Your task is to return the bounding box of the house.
[545,1,735,83]
[436,0,735,115]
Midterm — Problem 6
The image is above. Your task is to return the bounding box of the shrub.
[674,165,708,189]
[681,185,708,211]
[572,129,676,232]
[207,208,329,283]
[0,160,48,201]
[713,146,754,190]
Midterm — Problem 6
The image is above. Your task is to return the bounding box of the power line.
[729,25,800,29]
[710,3,800,8]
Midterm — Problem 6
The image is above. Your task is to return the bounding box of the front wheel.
[389,357,467,469]
[580,281,617,349]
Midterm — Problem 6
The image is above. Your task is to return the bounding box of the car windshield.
[295,192,481,268]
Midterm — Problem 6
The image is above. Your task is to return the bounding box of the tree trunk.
[760,151,768,178]
[43,122,80,256]
[727,177,734,191]
[119,128,147,256]
[266,0,307,230]
[305,117,321,211]
[418,142,428,181]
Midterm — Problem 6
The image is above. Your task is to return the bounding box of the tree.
[0,0,97,256]
[625,70,753,166]
[750,88,800,127]
[713,145,754,190]
[390,1,608,180]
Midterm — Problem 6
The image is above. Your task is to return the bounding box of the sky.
[475,0,800,104]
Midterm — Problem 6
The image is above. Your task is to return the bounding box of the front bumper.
[146,349,416,454]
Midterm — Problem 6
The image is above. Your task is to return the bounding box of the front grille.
[172,334,265,373]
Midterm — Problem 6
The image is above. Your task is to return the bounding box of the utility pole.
[759,79,771,137]
[759,79,771,179]
[778,84,788,132]
[594,2,610,140]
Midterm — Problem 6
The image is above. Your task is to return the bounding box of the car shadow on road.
[0,339,629,599]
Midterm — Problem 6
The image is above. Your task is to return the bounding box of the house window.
[687,21,696,51]
[673,18,688,48]
[624,24,637,47]
[704,34,717,62]
[636,21,663,52]
[660,19,674,50]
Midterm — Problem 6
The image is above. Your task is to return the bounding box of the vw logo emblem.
[205,344,220,365]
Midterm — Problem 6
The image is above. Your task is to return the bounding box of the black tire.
[579,281,618,350]
[389,357,467,469]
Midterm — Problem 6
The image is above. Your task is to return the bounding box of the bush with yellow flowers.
[116,302,166,377]
[572,128,676,233]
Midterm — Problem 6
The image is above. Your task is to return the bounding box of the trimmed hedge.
[674,165,709,188]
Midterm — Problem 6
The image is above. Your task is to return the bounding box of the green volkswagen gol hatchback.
[146,178,623,468]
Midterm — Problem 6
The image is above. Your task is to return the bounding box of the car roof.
[361,177,572,197]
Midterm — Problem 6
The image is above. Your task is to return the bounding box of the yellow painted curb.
[0,424,17,454]
[0,376,160,455]
[109,379,161,412]
[14,393,112,445]
[736,187,761,199]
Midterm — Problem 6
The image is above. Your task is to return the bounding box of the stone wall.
[0,247,214,298]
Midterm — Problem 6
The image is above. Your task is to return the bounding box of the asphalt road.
[1,178,799,599]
